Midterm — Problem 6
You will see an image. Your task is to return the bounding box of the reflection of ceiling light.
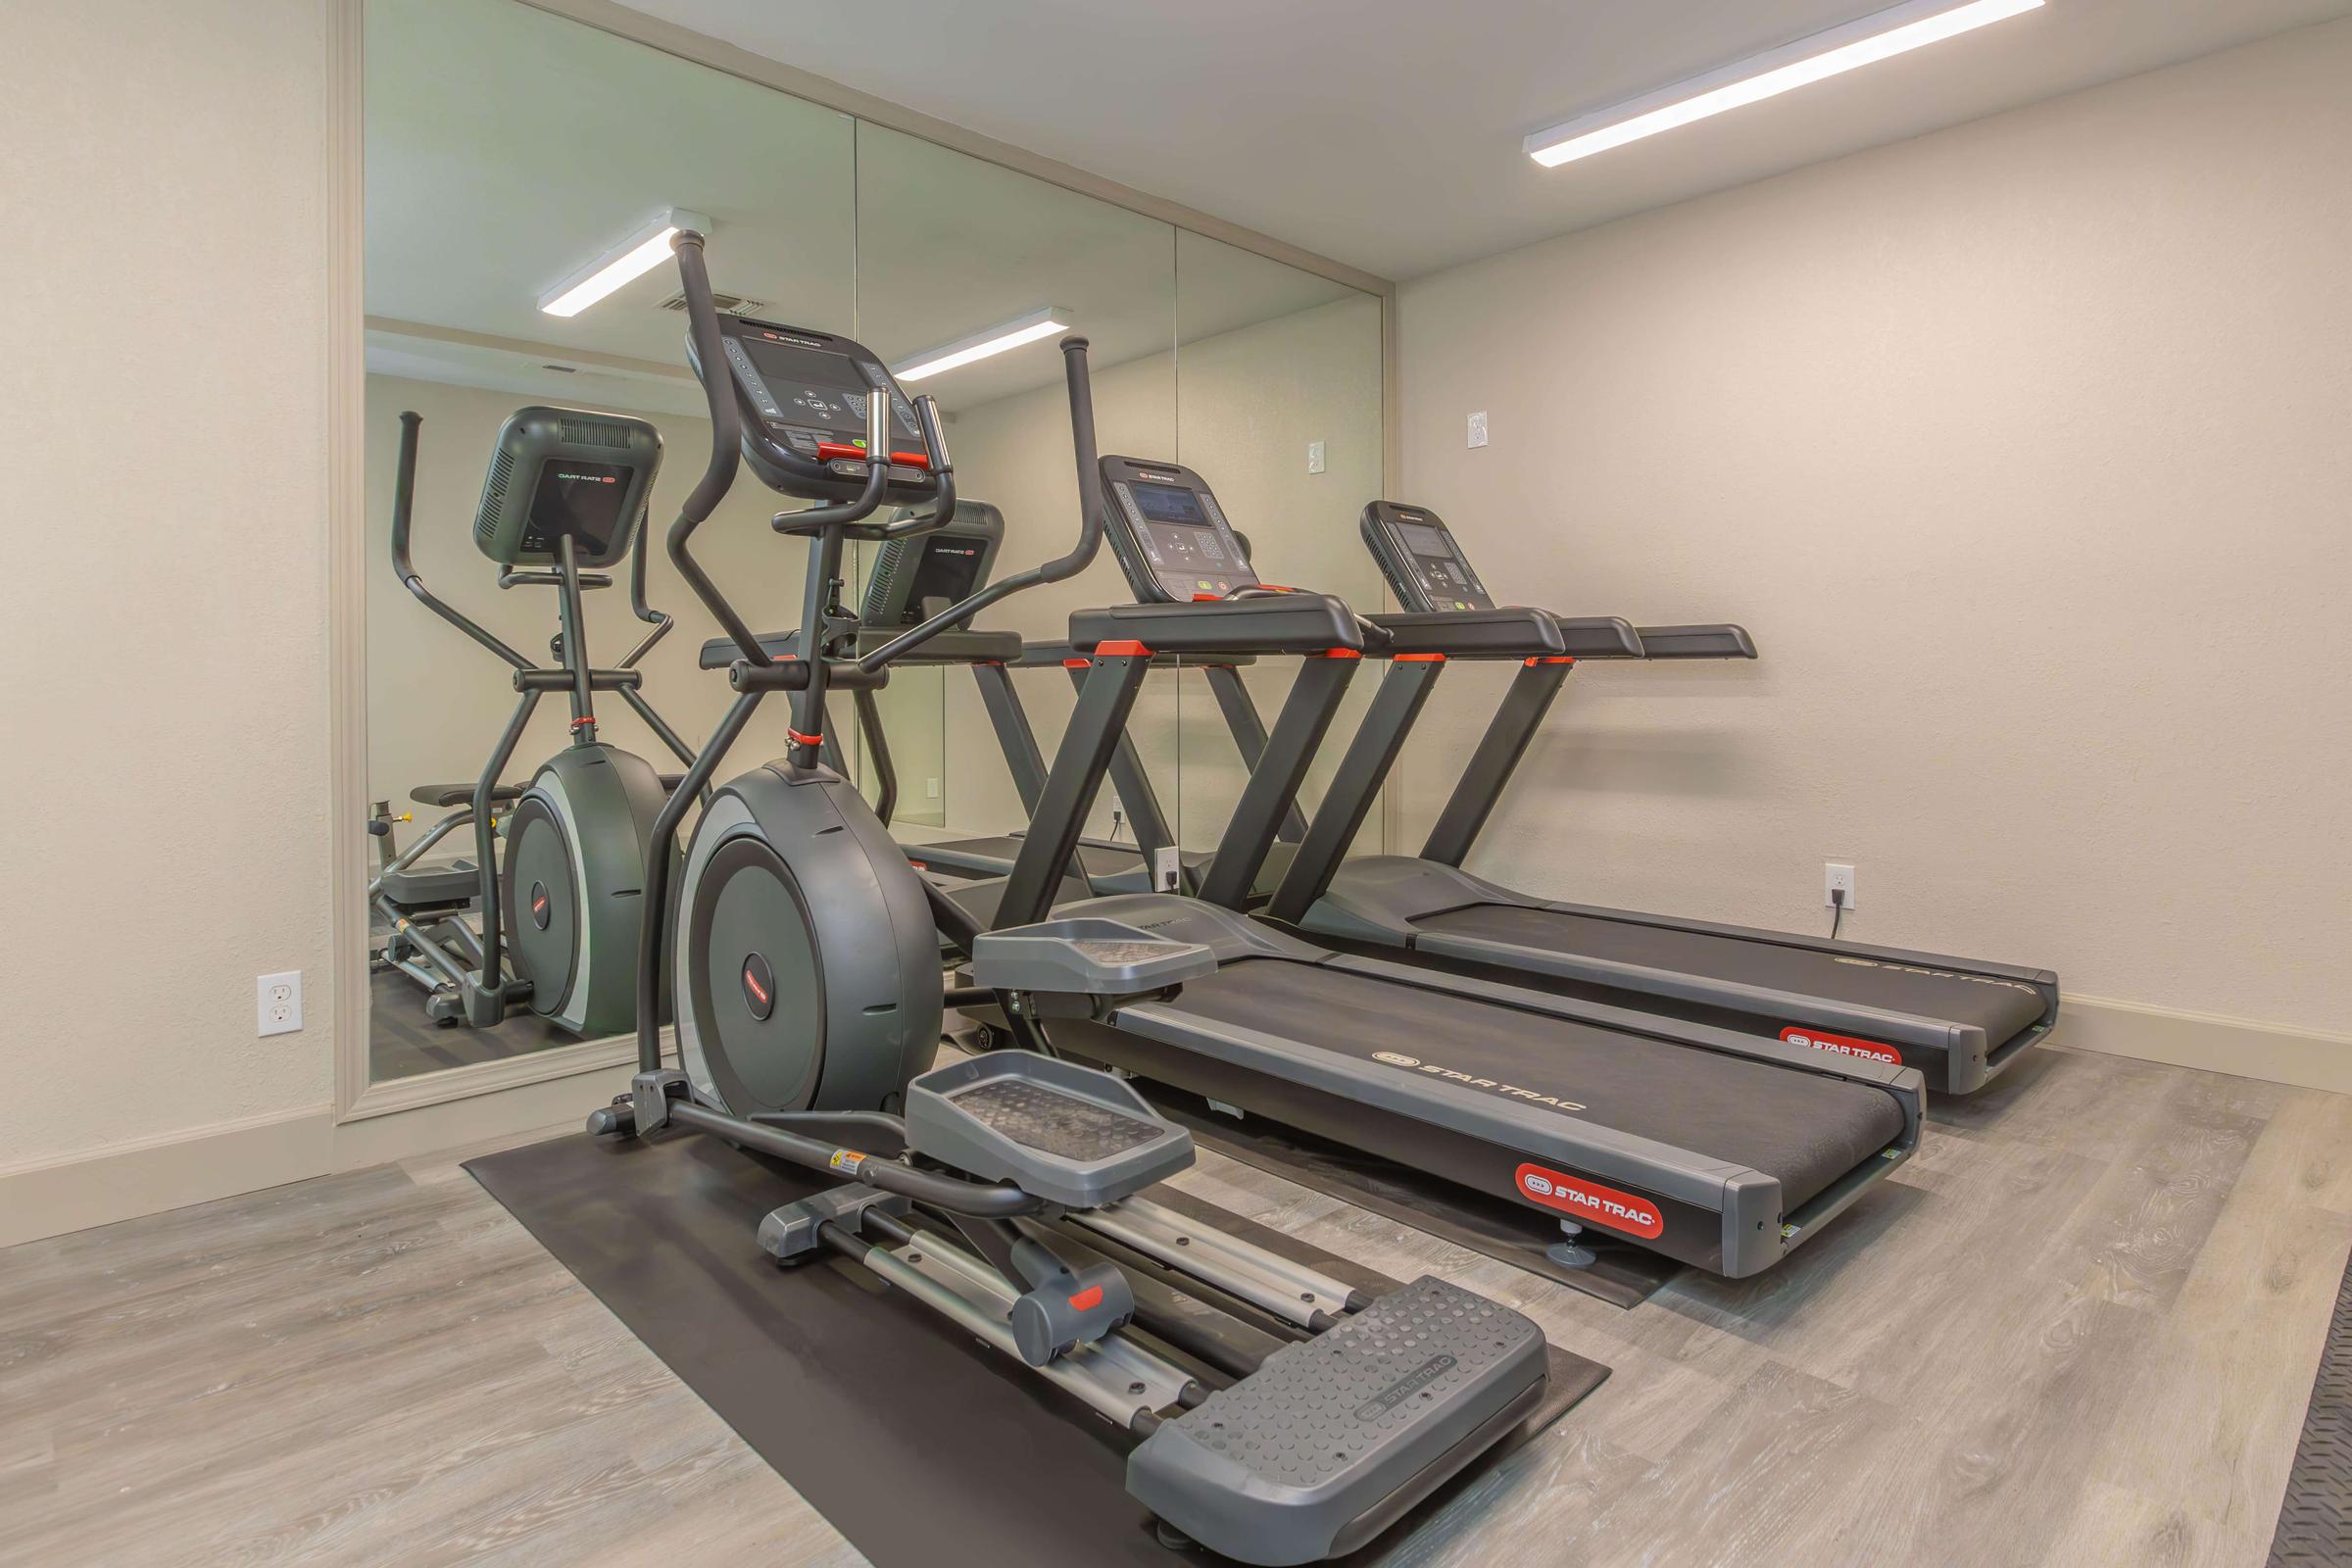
[538,208,711,318]
[1525,0,2043,169]
[894,307,1071,382]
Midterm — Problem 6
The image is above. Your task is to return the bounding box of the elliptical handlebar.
[665,231,773,667]
[856,335,1103,673]
[389,411,534,672]
[616,498,673,670]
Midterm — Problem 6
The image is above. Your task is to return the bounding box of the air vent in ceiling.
[657,289,769,317]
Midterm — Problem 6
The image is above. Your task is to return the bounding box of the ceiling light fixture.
[538,208,712,318]
[894,306,1071,382]
[1524,0,2044,169]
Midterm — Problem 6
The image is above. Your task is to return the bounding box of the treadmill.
[1265,501,2059,1096]
[965,456,1927,1280]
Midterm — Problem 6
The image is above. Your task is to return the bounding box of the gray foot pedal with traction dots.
[904,1054,1195,1208]
[1128,1275,1548,1566]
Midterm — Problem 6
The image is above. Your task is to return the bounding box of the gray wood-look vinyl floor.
[4,1043,2347,1568]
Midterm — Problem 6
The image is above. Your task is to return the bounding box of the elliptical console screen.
[718,320,921,456]
[897,539,986,625]
[523,459,632,559]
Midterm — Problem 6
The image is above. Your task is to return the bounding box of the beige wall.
[930,293,1384,850]
[1394,21,2352,1037]
[364,374,815,837]
[0,0,338,1169]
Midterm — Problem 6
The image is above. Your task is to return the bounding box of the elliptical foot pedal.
[1127,1276,1547,1567]
[904,1054,1194,1208]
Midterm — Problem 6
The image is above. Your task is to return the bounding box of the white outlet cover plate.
[1467,411,1489,449]
[257,970,303,1036]
[1306,440,1326,473]
[1823,862,1857,909]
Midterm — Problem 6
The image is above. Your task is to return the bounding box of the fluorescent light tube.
[539,208,712,318]
[1525,0,2043,169]
[894,307,1071,382]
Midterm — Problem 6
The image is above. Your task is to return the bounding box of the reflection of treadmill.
[968,457,1926,1280]
[778,500,1301,901]
[1268,501,2058,1095]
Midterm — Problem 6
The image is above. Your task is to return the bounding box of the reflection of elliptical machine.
[587,231,1554,1567]
[375,406,697,1034]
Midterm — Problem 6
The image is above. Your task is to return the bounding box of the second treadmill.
[1265,501,2059,1096]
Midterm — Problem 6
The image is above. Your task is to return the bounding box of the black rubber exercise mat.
[467,1125,1609,1568]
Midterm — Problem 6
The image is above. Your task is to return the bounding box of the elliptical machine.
[377,406,696,1033]
[588,232,1555,1567]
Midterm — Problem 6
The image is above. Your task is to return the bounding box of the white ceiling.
[616,0,2352,280]
[365,0,1360,416]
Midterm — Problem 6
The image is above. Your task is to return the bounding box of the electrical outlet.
[1306,440,1326,474]
[1467,411,1489,449]
[926,776,941,799]
[1824,862,1857,910]
[1151,845,1184,893]
[257,970,303,1037]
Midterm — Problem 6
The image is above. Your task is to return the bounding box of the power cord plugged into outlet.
[1829,885,1846,942]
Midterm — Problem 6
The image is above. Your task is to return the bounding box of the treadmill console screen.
[1366,505,1493,612]
[1104,464,1258,601]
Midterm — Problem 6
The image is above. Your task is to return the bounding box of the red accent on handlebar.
[815,442,930,470]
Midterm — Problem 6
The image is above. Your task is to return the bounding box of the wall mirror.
[358,0,1384,1102]
[363,0,855,1086]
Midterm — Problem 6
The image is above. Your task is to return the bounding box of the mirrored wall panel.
[851,120,1176,876]
[363,0,854,1084]
[361,0,1384,1097]
[1168,233,1385,884]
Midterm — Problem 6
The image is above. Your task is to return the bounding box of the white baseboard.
[2059,994,2352,1097]
[0,1056,636,1250]
[0,1104,337,1249]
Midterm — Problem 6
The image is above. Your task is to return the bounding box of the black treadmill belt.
[1177,958,1907,1209]
[1415,904,2046,1042]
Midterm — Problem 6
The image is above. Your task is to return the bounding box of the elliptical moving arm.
[390,412,533,672]
[856,336,1104,673]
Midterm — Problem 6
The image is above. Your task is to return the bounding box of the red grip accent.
[1095,640,1152,658]
[1062,658,1092,669]
[1394,653,1446,663]
[1525,656,1577,666]
[1067,1285,1104,1312]
[1320,648,1363,660]
[788,729,824,748]
[569,716,596,728]
[814,442,930,470]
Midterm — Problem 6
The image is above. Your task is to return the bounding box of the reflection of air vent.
[558,416,631,449]
[477,448,516,548]
[657,289,769,317]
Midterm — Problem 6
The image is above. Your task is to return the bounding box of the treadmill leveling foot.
[1544,1220,1596,1270]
